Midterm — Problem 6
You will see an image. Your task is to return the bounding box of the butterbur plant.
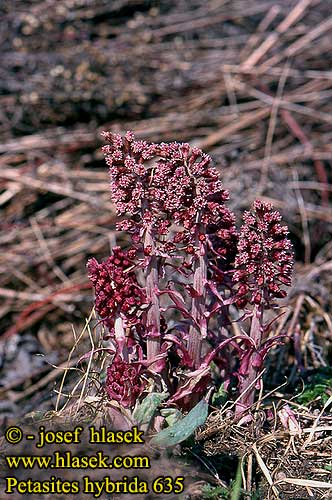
[234,200,293,415]
[87,131,293,424]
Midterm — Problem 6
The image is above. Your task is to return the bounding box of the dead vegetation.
[196,397,332,499]
[1,0,332,498]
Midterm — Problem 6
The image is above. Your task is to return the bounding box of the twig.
[242,0,313,69]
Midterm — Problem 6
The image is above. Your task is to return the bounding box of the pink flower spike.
[278,404,302,436]
[234,200,293,307]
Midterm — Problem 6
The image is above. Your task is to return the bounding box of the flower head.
[102,131,237,260]
[105,356,145,407]
[87,246,146,333]
[234,200,293,307]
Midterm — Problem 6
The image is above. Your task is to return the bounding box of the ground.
[1,1,332,499]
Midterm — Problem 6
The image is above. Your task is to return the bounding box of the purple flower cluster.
[105,356,144,408]
[101,131,156,219]
[88,132,294,414]
[101,131,237,256]
[234,200,293,307]
[87,246,146,333]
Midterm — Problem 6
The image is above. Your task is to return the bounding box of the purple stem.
[187,237,207,369]
[144,227,160,363]
[114,315,128,361]
[235,305,263,416]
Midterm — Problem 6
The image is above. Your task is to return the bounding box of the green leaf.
[212,383,228,407]
[230,461,243,500]
[23,411,46,423]
[297,383,331,405]
[160,408,183,426]
[150,399,208,448]
[133,392,169,426]
[201,484,229,499]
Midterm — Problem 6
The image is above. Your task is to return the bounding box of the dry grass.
[1,0,332,497]
[197,394,332,499]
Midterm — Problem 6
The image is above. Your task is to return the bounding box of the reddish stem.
[235,305,263,416]
[144,227,161,364]
[114,316,128,361]
[187,237,207,369]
